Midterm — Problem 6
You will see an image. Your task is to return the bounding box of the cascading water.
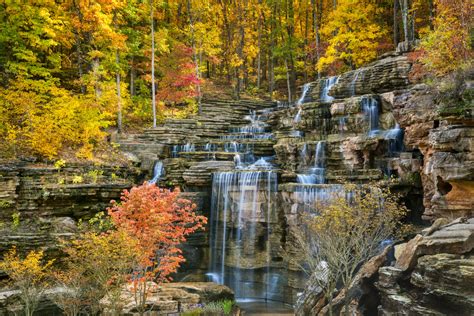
[293,108,302,124]
[172,142,196,157]
[320,76,340,103]
[209,158,279,300]
[295,184,344,213]
[350,69,365,96]
[148,160,164,184]
[338,116,348,134]
[361,96,380,136]
[385,124,404,156]
[204,143,218,152]
[208,107,287,302]
[297,83,312,105]
[295,141,333,212]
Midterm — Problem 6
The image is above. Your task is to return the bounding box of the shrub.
[52,230,139,315]
[294,183,407,315]
[0,247,54,316]
[107,184,207,315]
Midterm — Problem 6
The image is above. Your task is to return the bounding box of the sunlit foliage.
[294,184,408,315]
[0,247,54,316]
[419,0,473,75]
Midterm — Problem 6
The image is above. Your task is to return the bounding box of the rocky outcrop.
[0,282,234,316]
[329,54,412,99]
[377,217,474,315]
[101,282,234,315]
[295,246,392,316]
[390,72,474,220]
[0,162,139,258]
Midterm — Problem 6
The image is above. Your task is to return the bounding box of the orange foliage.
[108,183,207,282]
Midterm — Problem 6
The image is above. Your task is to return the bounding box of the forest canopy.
[0,0,471,159]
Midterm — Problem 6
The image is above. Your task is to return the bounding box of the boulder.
[377,217,474,315]
[101,282,234,315]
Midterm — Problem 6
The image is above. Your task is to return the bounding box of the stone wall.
[0,162,139,258]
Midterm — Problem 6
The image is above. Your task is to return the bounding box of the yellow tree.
[419,0,472,75]
[294,184,407,315]
[0,247,54,316]
[53,230,139,315]
[0,0,110,159]
[318,0,387,72]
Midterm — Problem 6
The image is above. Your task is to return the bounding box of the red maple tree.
[107,184,207,313]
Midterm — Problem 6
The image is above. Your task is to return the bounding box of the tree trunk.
[304,1,309,82]
[187,0,202,113]
[116,50,122,134]
[130,60,135,97]
[393,0,399,47]
[257,0,262,89]
[150,0,157,128]
[311,0,321,78]
[92,58,102,99]
[399,0,409,42]
[268,2,276,97]
[285,59,291,103]
[75,35,86,94]
[72,1,86,94]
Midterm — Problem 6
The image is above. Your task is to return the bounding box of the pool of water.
[238,300,295,315]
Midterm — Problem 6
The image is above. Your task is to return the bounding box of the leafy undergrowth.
[182,300,236,316]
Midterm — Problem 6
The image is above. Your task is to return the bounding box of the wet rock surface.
[0,51,473,314]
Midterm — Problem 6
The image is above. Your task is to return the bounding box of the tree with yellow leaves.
[419,0,472,75]
[0,247,55,316]
[294,184,407,315]
[318,0,387,72]
[52,230,139,315]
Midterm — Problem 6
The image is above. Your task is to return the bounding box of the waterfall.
[314,141,325,169]
[295,185,343,212]
[148,160,164,184]
[289,130,304,137]
[296,141,326,186]
[208,106,284,301]
[320,76,339,103]
[350,69,365,96]
[385,124,404,156]
[297,83,312,105]
[172,142,196,157]
[361,96,380,135]
[300,143,308,166]
[204,143,217,152]
[224,142,253,154]
[209,169,278,300]
[338,116,347,134]
[294,108,302,124]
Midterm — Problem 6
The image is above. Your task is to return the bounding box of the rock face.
[101,282,234,315]
[0,49,472,314]
[115,52,471,306]
[377,218,474,315]
[327,54,412,99]
[0,162,139,259]
[0,282,234,316]
[390,74,474,220]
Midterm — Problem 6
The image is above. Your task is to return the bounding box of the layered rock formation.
[377,217,474,315]
[0,48,472,314]
[0,282,234,315]
[115,51,432,306]
[0,162,139,259]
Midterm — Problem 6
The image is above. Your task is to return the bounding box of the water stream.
[208,108,285,301]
